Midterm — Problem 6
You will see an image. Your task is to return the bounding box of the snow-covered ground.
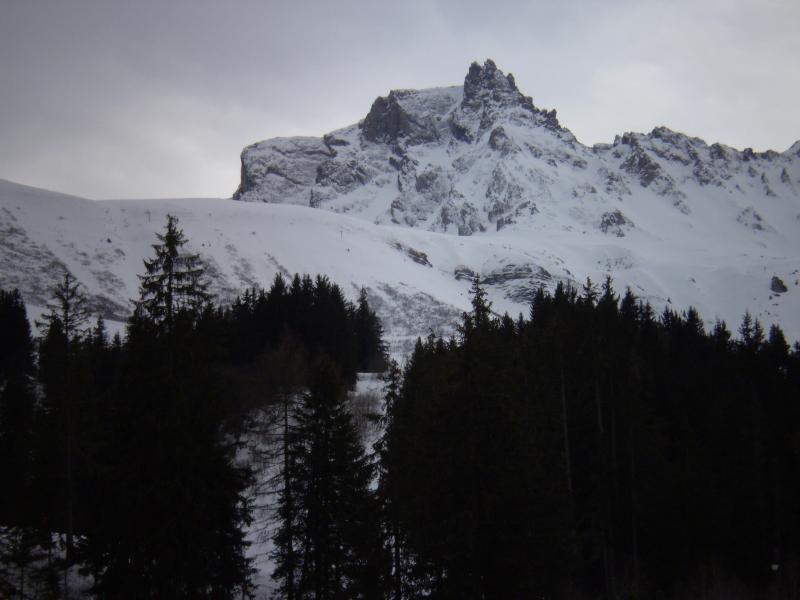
[1,177,798,352]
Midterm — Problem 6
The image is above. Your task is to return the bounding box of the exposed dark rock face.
[391,241,432,267]
[771,276,788,294]
[437,199,484,236]
[600,210,633,237]
[362,95,404,143]
[600,169,631,196]
[489,126,512,153]
[462,59,526,111]
[621,143,663,188]
[495,215,514,230]
[481,263,549,286]
[693,158,718,186]
[234,161,253,200]
[396,155,418,193]
[322,133,350,152]
[449,118,473,143]
[453,60,562,142]
[316,159,370,193]
[541,109,560,131]
[454,265,477,282]
[361,90,441,146]
[486,166,524,222]
[481,263,555,303]
[710,143,729,161]
[415,167,443,195]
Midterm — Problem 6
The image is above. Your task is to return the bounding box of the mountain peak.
[234,60,799,241]
[462,59,524,110]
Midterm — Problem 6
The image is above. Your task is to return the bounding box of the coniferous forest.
[1,216,800,599]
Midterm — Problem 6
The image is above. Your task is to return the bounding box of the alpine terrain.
[2,59,799,348]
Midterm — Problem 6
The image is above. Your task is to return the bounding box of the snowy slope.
[1,176,798,351]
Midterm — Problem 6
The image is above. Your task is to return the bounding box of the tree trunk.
[630,394,640,600]
[559,351,578,564]
[393,516,402,600]
[283,392,296,600]
[596,378,617,600]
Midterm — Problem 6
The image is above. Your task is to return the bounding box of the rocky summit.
[234,59,800,239]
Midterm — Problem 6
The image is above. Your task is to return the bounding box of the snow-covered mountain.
[1,59,799,350]
[235,59,800,238]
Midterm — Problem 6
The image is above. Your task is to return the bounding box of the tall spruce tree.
[354,288,387,373]
[374,359,406,600]
[272,356,383,599]
[35,272,92,571]
[38,272,91,341]
[77,219,253,599]
[136,214,210,330]
[0,289,36,525]
[0,289,43,598]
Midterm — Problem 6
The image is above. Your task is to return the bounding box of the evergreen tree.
[136,213,210,330]
[375,278,800,598]
[77,221,252,599]
[375,359,405,600]
[35,273,92,568]
[468,276,492,331]
[0,289,36,525]
[272,357,383,599]
[39,272,91,341]
[354,287,387,372]
[0,290,43,597]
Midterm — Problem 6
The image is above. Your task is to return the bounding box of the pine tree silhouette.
[136,214,210,330]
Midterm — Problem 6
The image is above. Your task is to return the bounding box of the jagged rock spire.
[462,59,522,109]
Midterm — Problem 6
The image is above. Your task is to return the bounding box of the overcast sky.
[1,0,798,199]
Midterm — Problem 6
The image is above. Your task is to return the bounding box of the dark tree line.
[0,215,387,599]
[377,278,800,599]
[221,274,386,381]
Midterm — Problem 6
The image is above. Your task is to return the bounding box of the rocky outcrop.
[489,126,513,154]
[454,265,477,282]
[462,59,528,112]
[481,263,555,304]
[599,210,633,237]
[234,137,333,204]
[361,91,440,145]
[391,241,432,267]
[621,143,663,187]
[771,276,788,294]
[315,159,370,193]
